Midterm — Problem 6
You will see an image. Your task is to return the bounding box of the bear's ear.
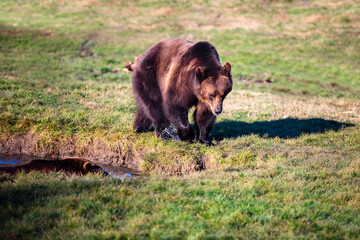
[223,62,231,76]
[83,161,93,173]
[196,66,206,82]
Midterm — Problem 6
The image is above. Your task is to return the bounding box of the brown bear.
[0,157,104,175]
[132,39,232,145]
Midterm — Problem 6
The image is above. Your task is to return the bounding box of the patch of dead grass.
[152,7,177,16]
[223,90,360,123]
[312,1,353,10]
[181,15,265,31]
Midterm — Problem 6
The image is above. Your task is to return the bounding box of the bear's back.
[136,39,193,76]
[132,39,222,105]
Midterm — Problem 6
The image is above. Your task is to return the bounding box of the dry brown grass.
[223,90,360,123]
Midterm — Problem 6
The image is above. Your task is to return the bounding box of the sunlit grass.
[0,0,360,238]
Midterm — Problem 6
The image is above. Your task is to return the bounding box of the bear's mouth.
[207,103,222,116]
[212,110,222,116]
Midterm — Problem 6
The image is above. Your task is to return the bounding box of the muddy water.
[0,154,140,179]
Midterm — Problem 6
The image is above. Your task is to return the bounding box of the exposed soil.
[0,131,129,167]
[0,131,204,175]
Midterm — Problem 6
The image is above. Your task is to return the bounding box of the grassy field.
[0,0,360,239]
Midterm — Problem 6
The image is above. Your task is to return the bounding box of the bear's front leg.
[166,106,195,141]
[194,102,216,145]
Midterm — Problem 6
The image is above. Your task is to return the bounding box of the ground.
[0,0,359,239]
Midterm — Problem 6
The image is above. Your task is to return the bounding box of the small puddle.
[99,164,140,179]
[0,154,34,167]
[0,154,139,178]
[0,158,21,165]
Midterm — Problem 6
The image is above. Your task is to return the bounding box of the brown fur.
[132,39,232,145]
[0,157,103,175]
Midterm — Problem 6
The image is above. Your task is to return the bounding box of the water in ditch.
[0,154,140,179]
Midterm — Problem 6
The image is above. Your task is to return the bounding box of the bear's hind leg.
[133,108,152,133]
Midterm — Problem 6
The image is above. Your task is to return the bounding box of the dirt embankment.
[0,131,206,175]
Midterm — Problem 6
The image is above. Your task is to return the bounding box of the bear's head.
[195,62,232,116]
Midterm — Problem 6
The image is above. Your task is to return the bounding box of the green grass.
[1,167,360,239]
[0,0,360,239]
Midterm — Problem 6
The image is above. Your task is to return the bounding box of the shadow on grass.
[212,118,354,140]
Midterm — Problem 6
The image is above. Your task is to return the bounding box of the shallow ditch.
[0,154,140,179]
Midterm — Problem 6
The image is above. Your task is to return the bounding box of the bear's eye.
[209,93,215,100]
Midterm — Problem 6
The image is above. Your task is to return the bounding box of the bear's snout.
[214,106,222,115]
[209,101,223,116]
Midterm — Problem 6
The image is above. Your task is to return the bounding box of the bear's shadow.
[211,118,354,140]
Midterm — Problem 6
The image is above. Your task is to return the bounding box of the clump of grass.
[223,149,256,168]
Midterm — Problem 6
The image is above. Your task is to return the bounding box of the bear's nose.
[215,107,222,115]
